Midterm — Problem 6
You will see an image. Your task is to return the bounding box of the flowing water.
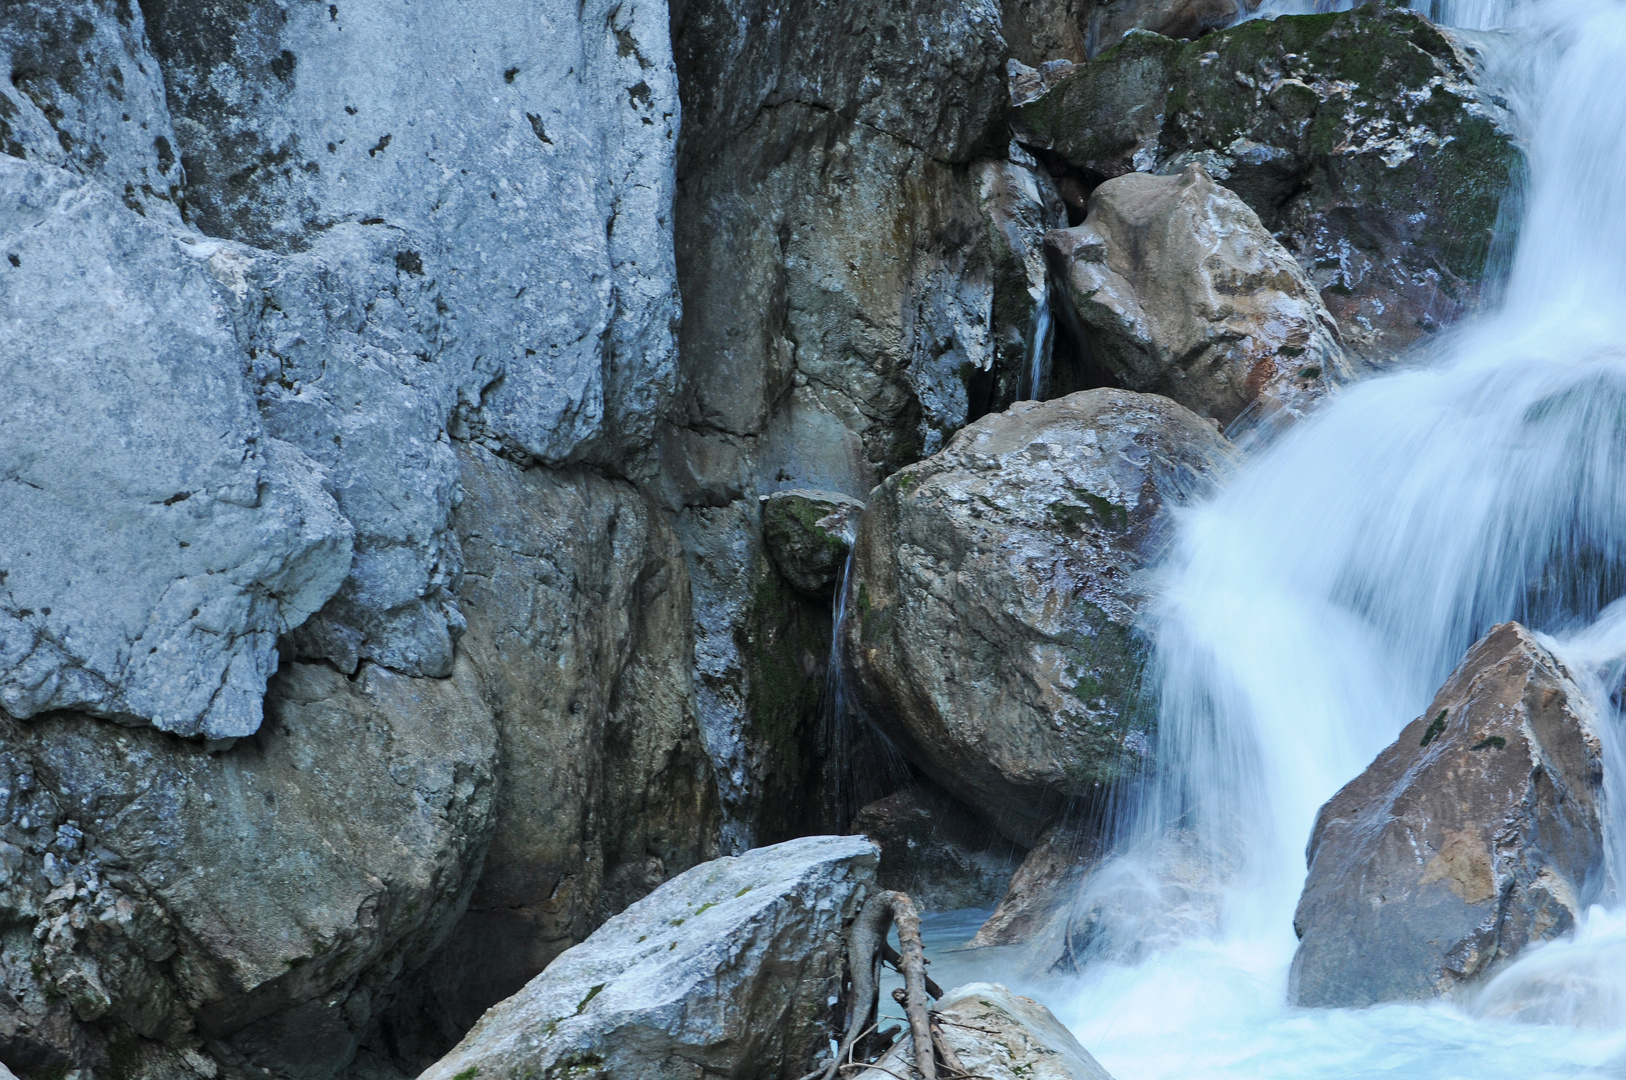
[977,0,1626,1074]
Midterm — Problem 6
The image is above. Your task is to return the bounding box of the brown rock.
[1290,623,1608,1007]
[1047,166,1350,427]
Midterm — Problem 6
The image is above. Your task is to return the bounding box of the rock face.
[847,390,1232,846]
[853,982,1114,1080]
[1,0,687,731]
[419,835,879,1080]
[1015,6,1523,360]
[1047,166,1351,427]
[762,490,866,599]
[852,783,1026,911]
[365,446,719,1069]
[0,659,499,1077]
[1290,623,1607,1008]
[0,159,353,739]
[141,0,680,472]
[665,0,1079,844]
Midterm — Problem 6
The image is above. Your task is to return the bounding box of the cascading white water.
[1041,0,1626,1074]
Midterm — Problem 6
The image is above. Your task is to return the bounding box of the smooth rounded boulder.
[1046,165,1351,427]
[845,389,1233,846]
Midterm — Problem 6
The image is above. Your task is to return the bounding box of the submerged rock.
[1015,6,1523,360]
[847,390,1233,846]
[419,835,878,1080]
[1047,165,1350,426]
[762,489,866,599]
[852,782,1027,911]
[851,982,1115,1080]
[1290,623,1607,1008]
[0,659,498,1076]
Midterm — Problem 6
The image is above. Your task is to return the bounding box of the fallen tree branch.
[806,890,936,1080]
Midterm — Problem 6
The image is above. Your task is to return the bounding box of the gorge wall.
[0,0,1523,1075]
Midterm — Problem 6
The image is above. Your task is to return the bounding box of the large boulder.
[363,445,719,1070]
[852,982,1114,1080]
[1015,6,1523,360]
[1290,622,1607,1007]
[419,835,879,1080]
[0,659,499,1078]
[1047,165,1351,427]
[0,159,353,739]
[846,390,1233,846]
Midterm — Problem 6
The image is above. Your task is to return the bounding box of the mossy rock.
[761,489,865,598]
[1016,5,1524,359]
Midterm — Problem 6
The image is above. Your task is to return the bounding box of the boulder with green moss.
[762,489,866,598]
[1015,6,1523,360]
[845,390,1233,847]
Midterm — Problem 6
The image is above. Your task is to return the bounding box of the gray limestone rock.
[418,835,879,1080]
[364,445,719,1070]
[141,0,680,472]
[852,982,1115,1080]
[0,658,499,1077]
[0,0,186,222]
[1047,166,1351,427]
[970,823,1101,951]
[205,227,467,678]
[846,390,1233,847]
[1290,622,1607,1008]
[0,160,352,739]
[761,489,865,599]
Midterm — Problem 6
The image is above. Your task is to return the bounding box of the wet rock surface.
[1016,6,1524,360]
[852,782,1027,912]
[970,823,1101,952]
[761,490,865,600]
[852,982,1115,1080]
[0,659,498,1077]
[1047,165,1351,427]
[847,390,1233,847]
[1291,622,1607,1008]
[419,835,878,1080]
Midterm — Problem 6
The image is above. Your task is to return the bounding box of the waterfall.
[1046,0,1626,1073]
[1022,287,1054,402]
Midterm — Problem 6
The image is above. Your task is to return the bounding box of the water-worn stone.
[1015,6,1523,360]
[761,490,866,599]
[419,835,879,1080]
[0,160,353,738]
[852,982,1115,1080]
[1047,165,1351,427]
[847,390,1233,846]
[360,445,720,1071]
[970,823,1101,950]
[1290,622,1607,1008]
[0,658,498,1077]
[852,782,1027,911]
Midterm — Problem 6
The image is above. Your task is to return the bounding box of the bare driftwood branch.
[805,890,938,1080]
